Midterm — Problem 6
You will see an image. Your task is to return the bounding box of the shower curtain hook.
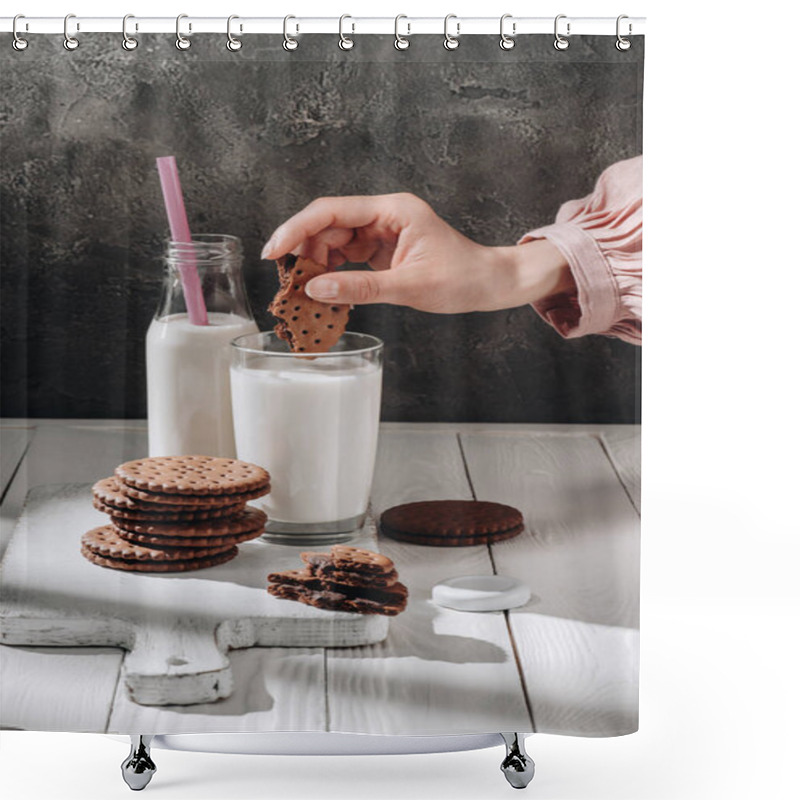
[615,15,632,51]
[12,14,28,51]
[122,14,138,51]
[175,14,191,50]
[499,14,516,50]
[63,13,80,51]
[553,14,570,50]
[443,14,460,50]
[394,15,410,50]
[339,14,355,50]
[227,15,243,51]
[283,15,299,51]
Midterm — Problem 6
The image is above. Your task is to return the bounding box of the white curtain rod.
[1,16,646,37]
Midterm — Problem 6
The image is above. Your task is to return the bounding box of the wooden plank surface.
[1,426,32,558]
[601,427,642,514]
[0,644,123,732]
[460,430,640,736]
[0,423,148,558]
[326,430,533,735]
[1,421,640,736]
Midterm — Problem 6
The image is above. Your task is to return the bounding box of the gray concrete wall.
[1,33,643,422]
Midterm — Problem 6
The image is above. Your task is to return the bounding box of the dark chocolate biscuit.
[379,500,525,547]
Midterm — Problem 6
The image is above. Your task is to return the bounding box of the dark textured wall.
[0,33,643,423]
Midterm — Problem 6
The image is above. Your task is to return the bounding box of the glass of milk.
[230,331,383,544]
[146,235,258,458]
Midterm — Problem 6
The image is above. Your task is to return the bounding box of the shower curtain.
[0,28,643,739]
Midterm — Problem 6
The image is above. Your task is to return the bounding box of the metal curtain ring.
[283,15,298,51]
[339,14,354,50]
[499,13,516,50]
[616,14,632,51]
[122,14,138,51]
[12,14,28,51]
[227,15,242,51]
[553,14,570,51]
[63,13,79,51]
[394,14,410,50]
[443,14,460,50]
[176,14,191,50]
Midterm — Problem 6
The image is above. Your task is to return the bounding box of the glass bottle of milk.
[146,234,258,457]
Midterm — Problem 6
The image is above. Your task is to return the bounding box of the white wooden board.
[460,430,640,736]
[325,430,533,735]
[0,484,388,707]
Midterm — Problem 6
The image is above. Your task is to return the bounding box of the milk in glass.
[230,332,383,541]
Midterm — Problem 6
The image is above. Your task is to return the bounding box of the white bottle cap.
[431,575,531,612]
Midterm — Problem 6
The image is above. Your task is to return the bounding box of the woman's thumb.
[305,270,403,306]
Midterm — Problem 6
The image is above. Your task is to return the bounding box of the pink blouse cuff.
[520,223,621,339]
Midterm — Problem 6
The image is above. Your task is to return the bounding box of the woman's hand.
[262,193,574,314]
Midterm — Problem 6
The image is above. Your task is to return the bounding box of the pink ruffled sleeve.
[520,155,642,344]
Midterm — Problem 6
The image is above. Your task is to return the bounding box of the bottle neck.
[156,234,254,323]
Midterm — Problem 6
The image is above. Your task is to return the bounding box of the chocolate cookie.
[93,477,243,513]
[267,583,406,616]
[112,506,266,539]
[268,254,350,353]
[300,551,399,587]
[81,543,238,573]
[118,483,268,507]
[379,500,525,547]
[115,527,262,549]
[267,547,407,617]
[81,525,234,562]
[93,496,246,522]
[115,455,271,497]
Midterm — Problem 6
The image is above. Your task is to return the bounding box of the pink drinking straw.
[156,156,208,325]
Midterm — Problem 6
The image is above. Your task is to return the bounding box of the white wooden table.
[0,420,640,737]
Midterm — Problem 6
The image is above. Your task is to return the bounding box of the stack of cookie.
[267,545,408,616]
[82,455,270,573]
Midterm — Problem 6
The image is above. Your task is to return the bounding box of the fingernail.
[260,238,275,260]
[306,278,338,300]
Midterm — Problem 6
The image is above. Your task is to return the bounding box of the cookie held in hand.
[268,254,350,353]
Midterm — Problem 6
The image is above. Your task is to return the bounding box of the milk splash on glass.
[146,235,257,458]
[230,332,383,544]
